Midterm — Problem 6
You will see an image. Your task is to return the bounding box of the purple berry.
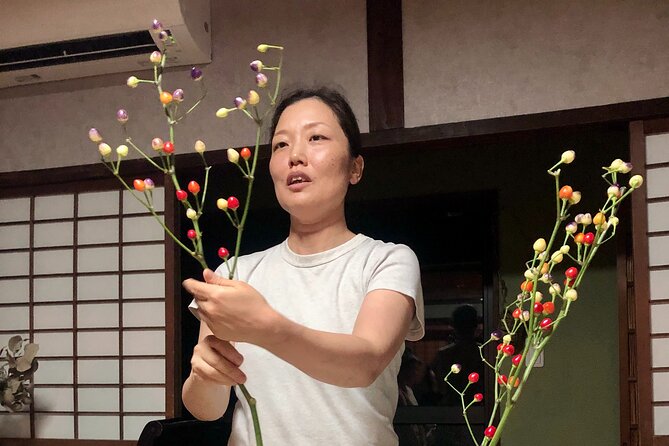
[255,73,268,88]
[151,19,163,32]
[158,31,169,42]
[116,109,129,123]
[190,67,203,81]
[172,89,184,102]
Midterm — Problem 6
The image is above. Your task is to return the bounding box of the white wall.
[0,0,368,172]
[3,1,669,173]
[404,0,669,126]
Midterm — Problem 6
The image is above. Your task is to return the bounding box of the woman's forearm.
[182,372,232,421]
[259,290,414,388]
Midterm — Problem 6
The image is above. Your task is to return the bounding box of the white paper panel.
[647,133,669,165]
[0,278,29,303]
[34,277,73,302]
[33,360,73,384]
[77,218,119,245]
[34,304,73,329]
[654,406,669,436]
[33,221,73,247]
[122,387,165,412]
[0,197,30,223]
[34,332,73,357]
[123,187,164,214]
[123,216,165,243]
[124,415,161,440]
[77,274,119,300]
[650,269,669,300]
[648,235,669,267]
[123,273,165,299]
[647,167,669,199]
[77,246,119,272]
[653,338,669,368]
[122,244,164,271]
[78,359,119,384]
[77,303,119,328]
[0,224,30,249]
[78,190,119,217]
[649,201,669,233]
[123,359,165,384]
[33,249,73,275]
[123,301,165,327]
[78,331,119,356]
[0,306,29,331]
[653,371,669,401]
[123,330,165,356]
[34,195,74,220]
[35,414,74,439]
[0,252,29,277]
[79,415,120,440]
[34,387,74,411]
[78,388,119,411]
[0,413,31,438]
[651,303,669,334]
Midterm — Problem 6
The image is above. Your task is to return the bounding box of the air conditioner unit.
[0,0,211,89]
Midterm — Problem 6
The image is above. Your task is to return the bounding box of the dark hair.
[270,87,361,158]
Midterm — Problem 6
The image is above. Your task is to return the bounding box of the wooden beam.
[366,0,404,131]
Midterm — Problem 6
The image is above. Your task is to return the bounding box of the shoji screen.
[645,133,669,439]
[0,188,167,441]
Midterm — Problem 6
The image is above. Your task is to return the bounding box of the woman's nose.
[289,142,307,166]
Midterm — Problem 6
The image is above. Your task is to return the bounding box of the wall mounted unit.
[0,0,210,89]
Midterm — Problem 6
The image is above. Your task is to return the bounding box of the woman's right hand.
[190,335,247,386]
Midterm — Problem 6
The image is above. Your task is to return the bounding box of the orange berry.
[559,185,573,200]
[160,91,173,104]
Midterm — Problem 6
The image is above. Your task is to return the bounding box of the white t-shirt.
[189,233,425,445]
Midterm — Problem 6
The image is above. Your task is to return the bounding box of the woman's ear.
[350,155,364,185]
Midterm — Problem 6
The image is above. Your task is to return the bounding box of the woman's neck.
[287,215,355,255]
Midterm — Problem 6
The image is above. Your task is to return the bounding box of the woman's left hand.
[183,269,277,344]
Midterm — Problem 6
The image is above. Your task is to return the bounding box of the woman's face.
[269,98,363,225]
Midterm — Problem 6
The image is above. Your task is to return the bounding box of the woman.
[182,87,425,445]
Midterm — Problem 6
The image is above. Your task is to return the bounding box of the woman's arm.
[181,320,245,420]
[184,270,415,388]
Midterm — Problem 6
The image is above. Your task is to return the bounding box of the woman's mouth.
[286,172,312,186]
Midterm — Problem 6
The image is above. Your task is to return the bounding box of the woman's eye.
[310,134,326,142]
[273,141,287,151]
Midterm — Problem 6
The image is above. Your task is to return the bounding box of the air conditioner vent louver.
[0,31,158,73]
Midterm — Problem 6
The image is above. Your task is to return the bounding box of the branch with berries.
[87,19,284,446]
[443,151,643,446]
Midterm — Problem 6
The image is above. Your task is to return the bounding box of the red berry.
[583,232,595,245]
[574,233,585,244]
[497,375,508,385]
[512,308,522,319]
[218,247,229,259]
[559,185,573,200]
[512,354,522,366]
[187,229,197,239]
[163,141,175,153]
[565,267,579,279]
[543,301,555,315]
[227,196,240,211]
[176,190,188,201]
[533,302,544,313]
[503,344,515,356]
[540,318,553,330]
[468,372,479,383]
[520,280,533,292]
[188,181,200,195]
[485,426,497,439]
[497,343,503,351]
[474,393,483,402]
[240,147,251,160]
[564,277,575,287]
[133,179,145,192]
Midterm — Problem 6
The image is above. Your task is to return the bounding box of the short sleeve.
[366,244,425,341]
